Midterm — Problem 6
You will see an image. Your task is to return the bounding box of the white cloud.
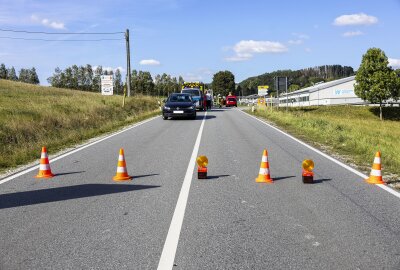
[305,48,312,53]
[225,40,288,62]
[388,58,400,69]
[342,30,364,37]
[225,55,252,62]
[183,73,203,81]
[139,59,161,66]
[333,13,378,26]
[292,33,310,39]
[181,68,215,81]
[31,14,65,29]
[288,39,303,45]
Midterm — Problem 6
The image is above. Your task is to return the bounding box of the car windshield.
[169,94,192,102]
[182,89,201,96]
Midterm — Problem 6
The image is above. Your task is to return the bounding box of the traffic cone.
[113,148,132,181]
[35,146,54,178]
[365,151,385,184]
[256,149,273,183]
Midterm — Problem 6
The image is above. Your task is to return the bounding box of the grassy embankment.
[0,79,160,173]
[250,105,400,186]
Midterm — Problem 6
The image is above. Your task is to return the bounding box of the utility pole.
[125,29,131,97]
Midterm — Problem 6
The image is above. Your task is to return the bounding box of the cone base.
[35,172,54,178]
[256,176,273,183]
[365,177,384,185]
[113,175,132,181]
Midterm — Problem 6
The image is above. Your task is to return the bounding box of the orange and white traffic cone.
[113,148,132,181]
[365,151,385,184]
[35,146,54,178]
[256,149,273,183]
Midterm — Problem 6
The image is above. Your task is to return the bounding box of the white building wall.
[308,79,365,105]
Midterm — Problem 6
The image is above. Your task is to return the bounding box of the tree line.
[0,63,40,84]
[47,65,124,94]
[47,65,186,96]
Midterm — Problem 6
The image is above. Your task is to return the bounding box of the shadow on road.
[0,184,160,209]
[54,171,85,176]
[313,178,332,184]
[195,114,216,120]
[203,174,231,180]
[273,176,295,181]
[168,115,216,121]
[133,173,159,179]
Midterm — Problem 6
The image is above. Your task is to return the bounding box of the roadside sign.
[258,85,269,96]
[101,75,113,95]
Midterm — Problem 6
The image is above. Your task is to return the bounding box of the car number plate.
[173,110,184,114]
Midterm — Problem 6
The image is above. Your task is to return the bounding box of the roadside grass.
[249,105,400,186]
[0,79,160,173]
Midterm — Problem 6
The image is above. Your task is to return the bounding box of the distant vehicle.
[162,93,196,120]
[226,95,237,107]
[181,81,206,111]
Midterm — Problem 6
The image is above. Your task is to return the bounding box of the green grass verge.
[0,79,161,173]
[249,105,400,185]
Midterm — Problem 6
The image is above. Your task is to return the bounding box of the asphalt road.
[1,107,399,269]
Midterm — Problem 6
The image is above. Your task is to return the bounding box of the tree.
[92,66,103,92]
[0,64,7,79]
[288,84,300,92]
[18,68,30,83]
[7,67,18,81]
[114,69,123,95]
[212,70,235,96]
[29,67,40,84]
[354,48,400,120]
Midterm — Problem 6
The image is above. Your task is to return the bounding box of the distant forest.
[237,65,355,96]
[0,63,40,85]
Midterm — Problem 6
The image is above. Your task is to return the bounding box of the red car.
[225,95,237,107]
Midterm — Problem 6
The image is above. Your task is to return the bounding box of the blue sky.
[0,0,399,85]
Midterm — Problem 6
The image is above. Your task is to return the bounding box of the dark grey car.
[162,93,196,120]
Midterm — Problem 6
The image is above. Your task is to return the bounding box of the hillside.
[238,65,355,96]
[0,79,159,172]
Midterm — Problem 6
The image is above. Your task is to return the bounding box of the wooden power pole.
[125,29,132,97]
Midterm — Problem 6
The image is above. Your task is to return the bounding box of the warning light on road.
[302,159,314,172]
[196,156,208,168]
[197,156,208,179]
[302,159,314,184]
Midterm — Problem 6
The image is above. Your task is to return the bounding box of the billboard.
[101,75,113,96]
[258,85,269,96]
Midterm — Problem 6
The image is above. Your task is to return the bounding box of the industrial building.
[277,76,368,106]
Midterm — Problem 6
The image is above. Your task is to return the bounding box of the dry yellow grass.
[0,79,159,172]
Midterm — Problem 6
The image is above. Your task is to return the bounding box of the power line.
[0,28,124,35]
[0,36,123,42]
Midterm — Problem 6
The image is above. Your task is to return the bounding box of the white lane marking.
[238,110,400,199]
[0,116,158,185]
[157,112,207,270]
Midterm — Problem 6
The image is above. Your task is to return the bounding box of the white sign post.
[101,75,113,96]
[258,85,269,96]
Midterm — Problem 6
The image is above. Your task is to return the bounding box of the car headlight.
[195,101,199,106]
[188,106,194,110]
[164,106,171,110]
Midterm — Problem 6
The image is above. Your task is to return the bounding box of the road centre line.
[157,112,207,270]
[238,109,400,199]
[0,116,159,185]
